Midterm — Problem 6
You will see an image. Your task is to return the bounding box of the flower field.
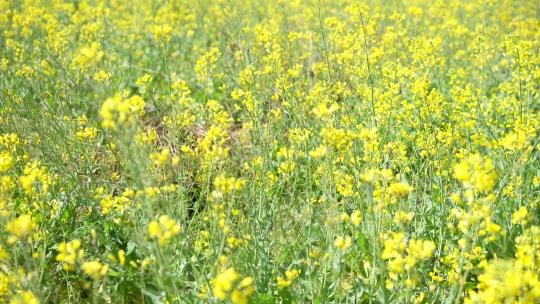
[0,0,539,303]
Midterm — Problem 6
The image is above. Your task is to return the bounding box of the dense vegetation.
[0,0,539,303]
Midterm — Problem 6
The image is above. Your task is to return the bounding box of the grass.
[0,0,539,303]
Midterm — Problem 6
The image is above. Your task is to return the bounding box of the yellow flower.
[388,255,406,274]
[334,171,354,197]
[99,190,132,215]
[100,94,145,129]
[135,74,153,89]
[512,206,530,225]
[150,148,171,168]
[276,276,291,289]
[285,269,300,281]
[213,174,245,196]
[312,102,339,119]
[56,239,84,271]
[360,169,379,184]
[415,291,426,303]
[81,260,109,280]
[277,269,300,289]
[19,161,52,195]
[453,154,497,192]
[500,128,529,151]
[465,259,540,303]
[382,232,406,260]
[76,127,97,140]
[309,145,327,160]
[453,162,470,182]
[93,70,111,82]
[9,291,39,304]
[150,24,173,46]
[393,211,414,225]
[351,210,362,226]
[6,214,33,243]
[230,277,254,304]
[0,152,13,172]
[408,240,435,260]
[195,47,220,84]
[515,226,540,269]
[73,42,103,71]
[212,268,239,299]
[389,182,414,197]
[334,235,352,251]
[147,215,181,245]
[118,250,126,266]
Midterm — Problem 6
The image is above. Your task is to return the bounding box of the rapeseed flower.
[81,260,109,281]
[147,215,181,245]
[6,214,33,243]
[56,239,84,271]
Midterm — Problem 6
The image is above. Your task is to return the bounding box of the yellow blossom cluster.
[100,94,146,129]
[56,239,84,271]
[212,267,254,304]
[276,269,300,289]
[0,0,539,302]
[147,215,181,245]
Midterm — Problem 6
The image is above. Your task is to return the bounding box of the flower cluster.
[147,215,181,245]
[100,94,146,129]
[0,0,538,303]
